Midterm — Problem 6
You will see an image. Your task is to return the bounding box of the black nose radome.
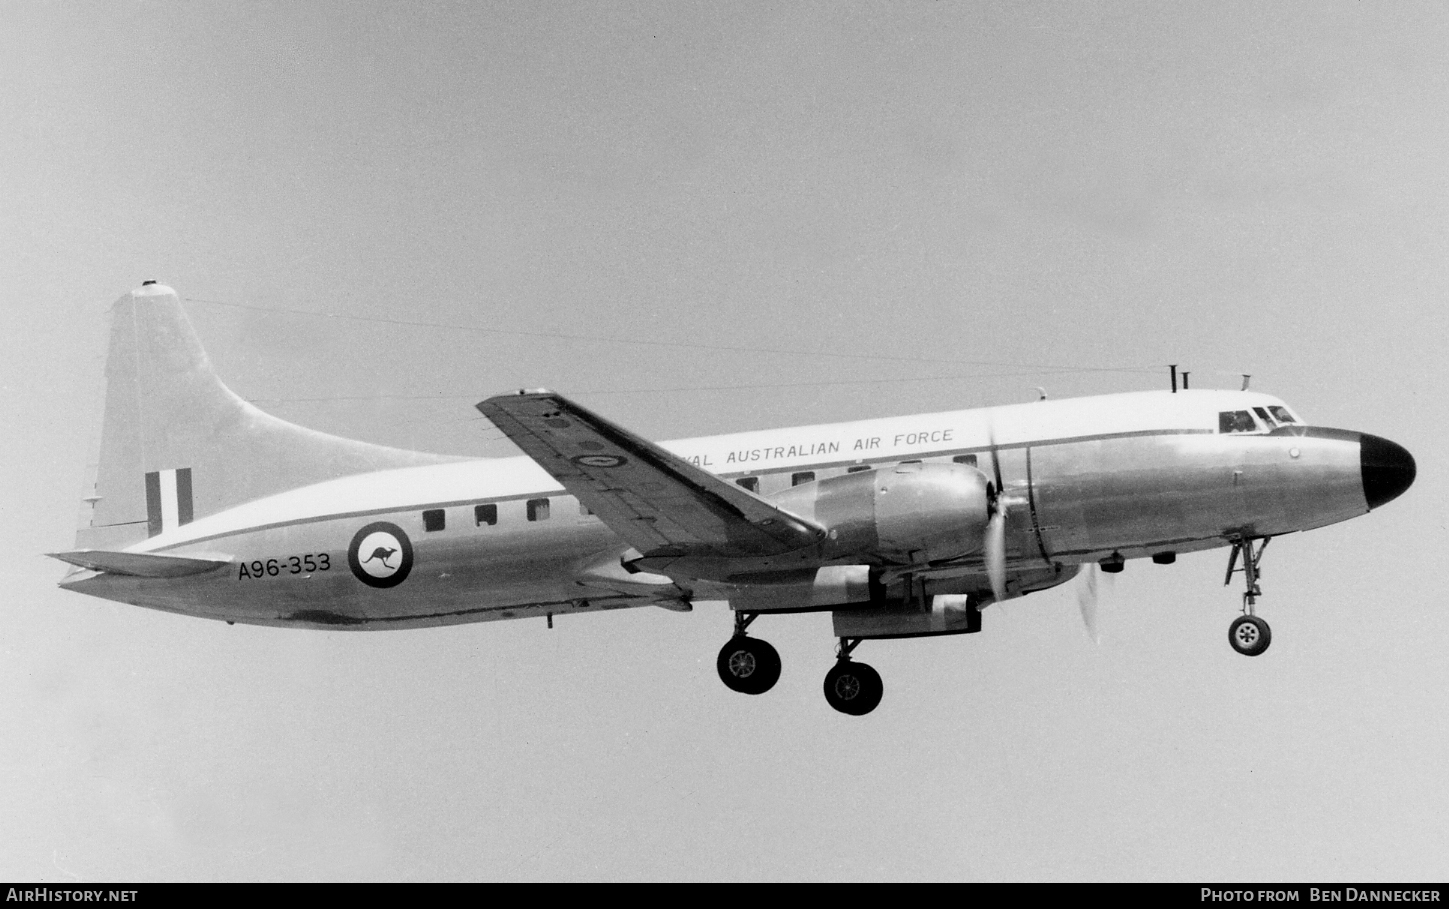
[1361,434,1416,510]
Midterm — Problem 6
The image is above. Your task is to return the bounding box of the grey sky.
[2,2,1446,881]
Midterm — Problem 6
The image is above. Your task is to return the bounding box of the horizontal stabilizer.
[48,549,231,578]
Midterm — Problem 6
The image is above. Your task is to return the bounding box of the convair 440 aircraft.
[54,284,1416,715]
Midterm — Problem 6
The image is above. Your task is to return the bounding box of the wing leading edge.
[477,391,826,571]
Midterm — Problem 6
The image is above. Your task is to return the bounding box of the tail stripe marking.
[145,468,194,538]
[145,471,162,537]
[176,467,193,525]
[159,469,179,531]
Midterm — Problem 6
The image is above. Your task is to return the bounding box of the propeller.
[985,490,1008,604]
[1076,562,1102,644]
[984,419,1016,606]
[982,413,1103,643]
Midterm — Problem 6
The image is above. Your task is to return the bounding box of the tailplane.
[77,282,459,549]
[49,549,230,578]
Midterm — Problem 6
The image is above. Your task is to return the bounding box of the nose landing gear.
[1225,536,1272,656]
[1229,615,1272,656]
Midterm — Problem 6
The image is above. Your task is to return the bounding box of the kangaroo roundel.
[571,454,628,468]
[348,522,414,588]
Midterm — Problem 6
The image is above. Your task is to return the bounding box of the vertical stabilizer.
[78,283,460,549]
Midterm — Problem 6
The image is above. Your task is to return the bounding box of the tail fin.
[77,282,459,549]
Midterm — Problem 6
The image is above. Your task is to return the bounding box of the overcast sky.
[3,2,1446,881]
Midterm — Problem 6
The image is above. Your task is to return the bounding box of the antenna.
[1182,371,1190,390]
[1241,374,1251,391]
[1169,364,1178,393]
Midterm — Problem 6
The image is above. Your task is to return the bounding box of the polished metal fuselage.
[61,389,1376,629]
[1030,426,1363,562]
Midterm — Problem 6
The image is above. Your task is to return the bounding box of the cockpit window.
[1268,405,1299,425]
[1252,406,1277,427]
[1218,410,1259,433]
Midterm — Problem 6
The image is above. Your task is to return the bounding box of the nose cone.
[1361,434,1416,510]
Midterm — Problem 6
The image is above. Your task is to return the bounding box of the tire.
[716,636,781,695]
[823,661,884,716]
[1228,615,1272,657]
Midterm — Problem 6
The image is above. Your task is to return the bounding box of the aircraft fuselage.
[61,387,1409,630]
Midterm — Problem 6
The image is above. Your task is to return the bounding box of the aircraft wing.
[477,391,826,562]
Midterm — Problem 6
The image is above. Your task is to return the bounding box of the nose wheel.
[1229,615,1272,656]
[1225,536,1273,656]
[717,612,781,695]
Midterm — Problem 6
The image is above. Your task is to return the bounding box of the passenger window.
[474,504,497,526]
[735,477,758,492]
[1218,410,1259,434]
[422,509,446,532]
[1268,406,1299,425]
[953,454,978,467]
[526,499,550,521]
[791,471,815,486]
[847,465,872,473]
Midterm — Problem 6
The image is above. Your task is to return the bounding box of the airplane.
[51,283,1416,715]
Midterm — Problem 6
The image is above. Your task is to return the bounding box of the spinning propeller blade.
[985,417,1010,605]
[1076,563,1101,644]
[986,504,1007,604]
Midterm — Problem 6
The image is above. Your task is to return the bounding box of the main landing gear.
[715,616,884,715]
[823,638,883,716]
[716,612,781,695]
[1225,536,1272,656]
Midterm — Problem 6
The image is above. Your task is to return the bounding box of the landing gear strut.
[1225,536,1272,656]
[823,638,884,716]
[716,612,781,695]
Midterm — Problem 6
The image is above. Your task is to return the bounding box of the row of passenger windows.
[420,499,559,532]
[416,456,987,532]
[731,455,978,493]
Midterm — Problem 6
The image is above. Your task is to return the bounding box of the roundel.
[347,521,414,588]
[571,454,628,468]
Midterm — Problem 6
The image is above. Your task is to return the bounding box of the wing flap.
[49,549,231,578]
[477,391,825,559]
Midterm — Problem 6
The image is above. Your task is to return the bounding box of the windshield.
[1218,410,1260,434]
[1268,405,1299,424]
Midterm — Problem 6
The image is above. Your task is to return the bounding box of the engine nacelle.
[772,461,991,565]
[827,563,1080,639]
[832,593,983,638]
[727,565,877,612]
